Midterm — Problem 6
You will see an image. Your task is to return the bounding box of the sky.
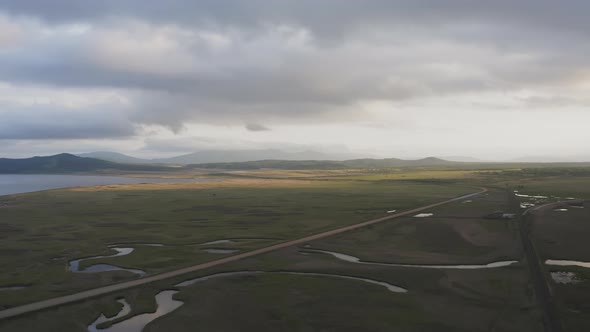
[0,1,589,160]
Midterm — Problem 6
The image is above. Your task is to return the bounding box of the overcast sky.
[1,1,589,160]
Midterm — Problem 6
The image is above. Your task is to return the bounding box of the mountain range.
[0,153,456,174]
[77,149,368,165]
[0,153,167,174]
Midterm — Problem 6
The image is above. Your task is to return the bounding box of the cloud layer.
[0,1,589,159]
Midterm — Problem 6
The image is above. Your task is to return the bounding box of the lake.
[0,174,207,196]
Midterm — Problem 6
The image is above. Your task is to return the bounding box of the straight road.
[0,188,486,321]
[518,198,574,332]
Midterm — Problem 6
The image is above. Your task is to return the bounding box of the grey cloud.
[3,1,590,37]
[0,105,136,139]
[245,123,270,131]
[141,136,217,153]
[0,0,589,136]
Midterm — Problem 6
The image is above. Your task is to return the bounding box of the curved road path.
[0,188,487,321]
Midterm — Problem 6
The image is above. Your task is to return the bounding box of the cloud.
[0,105,136,139]
[0,1,589,159]
[245,123,270,131]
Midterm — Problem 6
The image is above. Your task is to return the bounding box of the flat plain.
[1,166,589,331]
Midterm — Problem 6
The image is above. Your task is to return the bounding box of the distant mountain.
[187,157,455,170]
[507,155,590,163]
[77,151,150,164]
[436,156,484,162]
[0,153,168,174]
[154,149,364,164]
[78,149,368,165]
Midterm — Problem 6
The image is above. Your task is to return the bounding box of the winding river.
[303,249,519,269]
[69,248,145,276]
[88,270,407,331]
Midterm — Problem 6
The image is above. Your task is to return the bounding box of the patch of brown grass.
[68,178,316,193]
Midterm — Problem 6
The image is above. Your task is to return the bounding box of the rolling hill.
[186,157,455,170]
[0,154,169,174]
[77,149,369,165]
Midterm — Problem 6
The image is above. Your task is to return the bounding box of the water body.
[89,291,183,332]
[200,239,235,245]
[198,238,278,246]
[0,285,29,291]
[550,272,581,285]
[90,270,406,331]
[546,259,590,268]
[0,174,208,196]
[514,193,548,199]
[520,202,536,209]
[201,248,240,254]
[88,299,132,332]
[304,249,518,269]
[176,271,407,293]
[413,213,433,218]
[69,248,145,276]
[109,243,164,247]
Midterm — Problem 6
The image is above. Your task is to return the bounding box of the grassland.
[529,200,590,332]
[0,177,470,308]
[307,189,521,264]
[2,165,590,331]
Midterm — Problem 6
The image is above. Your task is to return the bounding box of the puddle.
[520,202,536,209]
[304,249,518,269]
[567,201,585,209]
[551,272,582,285]
[515,193,548,199]
[462,200,472,203]
[0,285,29,291]
[386,210,397,213]
[553,209,568,212]
[88,299,131,332]
[201,248,240,254]
[546,259,590,268]
[69,248,145,276]
[176,271,407,293]
[89,291,183,332]
[413,213,433,218]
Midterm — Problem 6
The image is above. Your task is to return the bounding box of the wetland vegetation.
[1,165,589,331]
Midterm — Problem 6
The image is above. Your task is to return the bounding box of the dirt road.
[0,188,486,321]
[518,198,574,332]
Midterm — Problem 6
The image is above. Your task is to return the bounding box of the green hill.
[0,153,169,174]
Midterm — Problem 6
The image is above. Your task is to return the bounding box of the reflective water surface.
[0,174,207,196]
[69,248,145,276]
[304,249,518,269]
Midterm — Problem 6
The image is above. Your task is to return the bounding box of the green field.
[2,166,590,331]
[0,177,470,308]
